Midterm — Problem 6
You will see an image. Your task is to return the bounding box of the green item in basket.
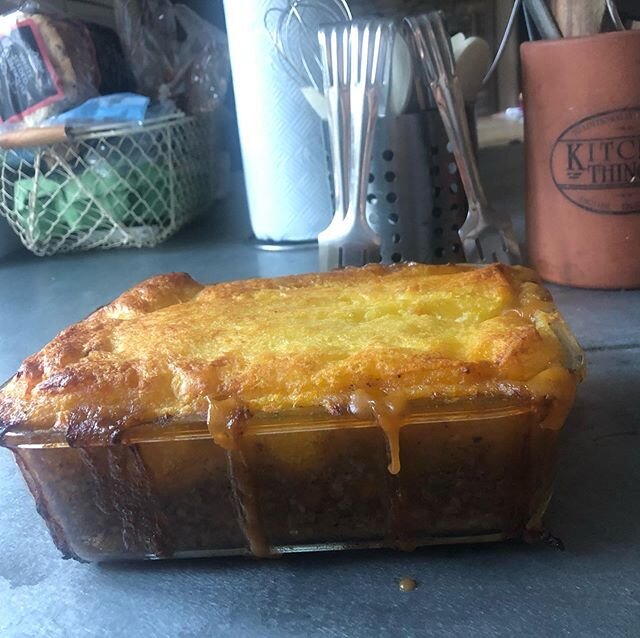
[13,177,66,238]
[62,167,131,231]
[130,163,171,224]
[12,163,171,240]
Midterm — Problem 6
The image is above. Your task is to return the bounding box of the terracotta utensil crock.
[522,31,640,289]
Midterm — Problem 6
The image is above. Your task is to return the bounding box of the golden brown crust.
[0,264,581,442]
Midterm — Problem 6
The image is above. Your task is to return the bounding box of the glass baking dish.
[3,390,575,562]
[0,264,586,562]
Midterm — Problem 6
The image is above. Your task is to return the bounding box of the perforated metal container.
[366,109,467,265]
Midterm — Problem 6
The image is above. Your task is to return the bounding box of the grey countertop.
[0,146,638,637]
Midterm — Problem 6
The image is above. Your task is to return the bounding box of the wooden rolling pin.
[0,125,69,149]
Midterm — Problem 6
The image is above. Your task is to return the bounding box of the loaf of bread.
[0,11,99,126]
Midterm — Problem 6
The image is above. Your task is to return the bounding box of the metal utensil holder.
[365,108,468,265]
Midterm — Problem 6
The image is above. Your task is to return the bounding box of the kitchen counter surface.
[0,146,638,637]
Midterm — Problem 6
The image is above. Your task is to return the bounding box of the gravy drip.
[349,389,408,475]
[206,397,269,557]
[348,390,410,547]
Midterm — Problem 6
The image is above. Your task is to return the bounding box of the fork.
[317,20,393,270]
[406,12,521,265]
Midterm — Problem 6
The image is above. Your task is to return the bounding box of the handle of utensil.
[524,0,563,39]
[606,0,625,30]
[345,21,390,234]
[523,2,538,40]
[319,26,351,224]
[0,125,68,149]
[548,0,611,37]
[407,13,490,223]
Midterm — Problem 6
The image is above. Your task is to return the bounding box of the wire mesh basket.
[0,113,217,256]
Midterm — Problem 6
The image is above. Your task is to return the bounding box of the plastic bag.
[114,0,229,113]
[174,5,230,115]
[113,0,177,101]
[0,3,100,127]
[86,23,137,96]
[46,93,150,126]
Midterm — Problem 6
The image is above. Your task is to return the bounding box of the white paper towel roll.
[223,0,333,242]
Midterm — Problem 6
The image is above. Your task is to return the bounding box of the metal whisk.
[265,0,353,92]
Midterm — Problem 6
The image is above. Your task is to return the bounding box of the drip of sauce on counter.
[349,389,408,475]
[206,397,270,558]
[399,577,417,592]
